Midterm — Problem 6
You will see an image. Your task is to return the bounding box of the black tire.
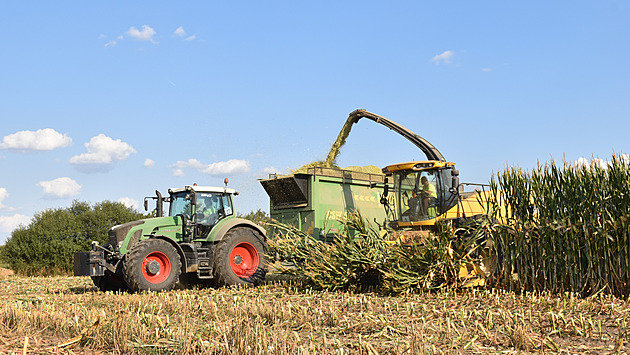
[91,270,128,292]
[123,238,182,292]
[213,227,267,287]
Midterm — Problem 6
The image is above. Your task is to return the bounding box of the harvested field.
[0,274,629,354]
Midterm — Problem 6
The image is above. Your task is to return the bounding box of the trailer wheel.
[213,227,267,286]
[123,239,182,292]
[91,270,128,292]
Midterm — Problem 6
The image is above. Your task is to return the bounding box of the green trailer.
[260,167,390,240]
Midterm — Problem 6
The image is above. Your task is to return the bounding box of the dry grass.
[1,274,630,354]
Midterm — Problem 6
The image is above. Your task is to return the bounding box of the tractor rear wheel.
[213,227,267,287]
[123,238,182,292]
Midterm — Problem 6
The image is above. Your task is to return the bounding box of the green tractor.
[74,181,268,292]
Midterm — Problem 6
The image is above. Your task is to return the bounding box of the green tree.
[238,209,272,225]
[0,200,148,275]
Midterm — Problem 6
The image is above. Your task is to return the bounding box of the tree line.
[0,200,148,275]
[0,201,271,275]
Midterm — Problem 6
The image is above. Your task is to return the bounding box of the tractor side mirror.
[143,199,148,211]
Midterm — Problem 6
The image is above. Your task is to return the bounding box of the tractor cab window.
[196,193,222,226]
[169,192,193,217]
[220,194,233,217]
[196,193,233,225]
[396,170,440,222]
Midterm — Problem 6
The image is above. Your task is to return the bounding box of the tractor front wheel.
[123,239,182,292]
[213,227,267,287]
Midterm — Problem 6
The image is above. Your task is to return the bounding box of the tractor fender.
[209,217,266,243]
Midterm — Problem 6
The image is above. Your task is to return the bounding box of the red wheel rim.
[142,251,171,284]
[230,242,259,278]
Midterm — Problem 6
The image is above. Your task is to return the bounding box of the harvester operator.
[420,176,437,216]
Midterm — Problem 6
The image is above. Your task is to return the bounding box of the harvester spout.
[348,109,446,162]
[325,109,446,167]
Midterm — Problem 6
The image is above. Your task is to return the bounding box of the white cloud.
[144,158,155,168]
[174,26,196,41]
[0,188,8,204]
[127,25,158,43]
[173,169,185,177]
[118,197,139,210]
[253,166,289,179]
[0,188,15,211]
[203,159,250,175]
[482,68,492,72]
[0,214,30,233]
[574,157,591,167]
[104,40,117,48]
[172,158,206,170]
[170,158,251,176]
[574,154,630,169]
[263,166,279,174]
[174,26,186,37]
[0,128,72,151]
[37,177,81,199]
[69,134,136,172]
[431,50,454,65]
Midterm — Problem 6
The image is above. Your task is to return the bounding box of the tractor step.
[196,256,213,279]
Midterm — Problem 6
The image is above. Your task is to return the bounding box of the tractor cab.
[167,185,237,239]
[381,160,460,228]
[144,182,238,240]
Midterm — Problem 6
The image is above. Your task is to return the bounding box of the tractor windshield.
[169,192,193,217]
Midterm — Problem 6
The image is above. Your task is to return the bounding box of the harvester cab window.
[397,170,440,222]
[438,169,457,212]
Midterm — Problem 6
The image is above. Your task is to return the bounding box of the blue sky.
[1,1,629,244]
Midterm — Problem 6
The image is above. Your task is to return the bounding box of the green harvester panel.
[260,167,388,240]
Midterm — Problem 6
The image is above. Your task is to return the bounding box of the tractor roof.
[168,185,238,195]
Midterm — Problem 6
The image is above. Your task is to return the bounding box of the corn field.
[485,154,630,298]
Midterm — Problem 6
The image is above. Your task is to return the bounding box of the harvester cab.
[381,160,461,228]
